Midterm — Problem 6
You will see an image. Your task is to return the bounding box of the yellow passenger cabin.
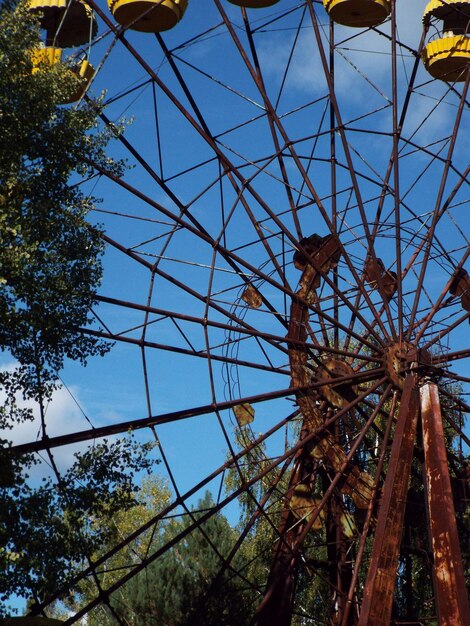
[62,59,95,103]
[31,47,95,104]
[422,0,470,81]
[28,0,97,103]
[28,0,97,47]
[107,0,188,32]
[323,0,391,28]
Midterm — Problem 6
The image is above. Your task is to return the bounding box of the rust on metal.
[288,248,374,511]
[289,482,357,540]
[318,358,358,408]
[420,383,470,626]
[289,483,326,530]
[384,341,413,389]
[364,255,398,301]
[293,233,341,273]
[358,374,419,626]
[449,267,470,311]
[406,345,432,367]
[233,402,255,427]
[241,284,263,309]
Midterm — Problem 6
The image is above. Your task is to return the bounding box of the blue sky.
[2,0,469,614]
[4,0,469,508]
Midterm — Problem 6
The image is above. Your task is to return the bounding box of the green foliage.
[0,1,158,615]
[109,491,255,626]
[59,487,256,626]
[0,437,156,606]
[0,0,124,402]
[47,475,172,622]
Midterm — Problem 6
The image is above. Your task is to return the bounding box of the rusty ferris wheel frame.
[14,0,470,624]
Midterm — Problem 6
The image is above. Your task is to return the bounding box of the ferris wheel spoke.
[342,36,426,344]
[94,293,382,368]
[406,73,470,340]
[212,0,396,343]
[241,10,303,239]
[412,247,470,342]
[87,326,289,376]
[340,387,399,626]
[306,2,400,338]
[390,0,405,338]
[435,347,470,364]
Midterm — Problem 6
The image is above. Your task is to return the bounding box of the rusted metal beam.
[420,383,470,626]
[406,70,470,340]
[8,367,384,456]
[255,458,306,626]
[93,294,382,363]
[358,373,419,626]
[257,245,387,624]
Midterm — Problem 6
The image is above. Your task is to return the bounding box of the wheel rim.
[19,1,469,623]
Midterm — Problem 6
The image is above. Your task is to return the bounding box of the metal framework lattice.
[9,1,470,624]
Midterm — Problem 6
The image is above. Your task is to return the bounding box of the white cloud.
[0,362,94,473]
[256,1,431,103]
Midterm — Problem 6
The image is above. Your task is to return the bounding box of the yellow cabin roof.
[423,0,470,23]
[227,0,280,7]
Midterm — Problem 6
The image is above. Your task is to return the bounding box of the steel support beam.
[255,490,304,626]
[358,373,419,626]
[420,383,470,626]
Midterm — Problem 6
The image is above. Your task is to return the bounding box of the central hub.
[384,342,413,388]
[384,342,431,388]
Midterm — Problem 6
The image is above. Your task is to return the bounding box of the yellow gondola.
[227,0,280,8]
[107,0,188,32]
[31,45,63,72]
[28,0,97,47]
[323,0,391,28]
[422,0,470,81]
[31,47,94,103]
[62,58,95,103]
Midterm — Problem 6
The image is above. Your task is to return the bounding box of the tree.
[118,492,252,626]
[0,0,123,412]
[0,437,156,609]
[49,475,173,623]
[53,486,257,626]
[0,1,154,614]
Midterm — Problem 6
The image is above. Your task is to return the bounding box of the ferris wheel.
[20,1,470,624]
